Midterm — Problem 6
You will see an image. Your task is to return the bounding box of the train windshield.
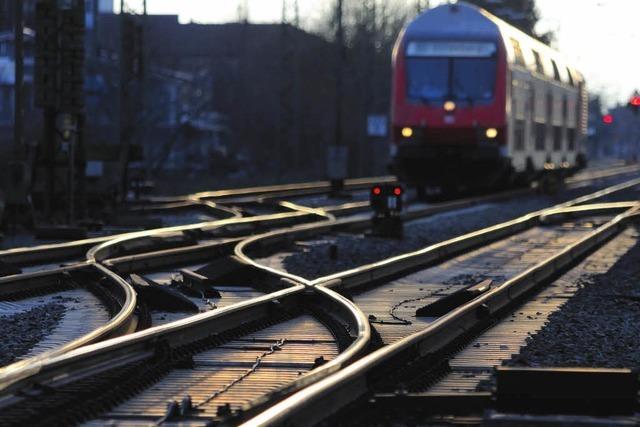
[406,41,497,104]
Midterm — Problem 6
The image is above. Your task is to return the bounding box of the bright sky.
[118,0,639,107]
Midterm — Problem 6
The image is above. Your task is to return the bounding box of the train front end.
[390,3,510,192]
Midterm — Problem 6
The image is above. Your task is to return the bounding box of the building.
[95,14,339,182]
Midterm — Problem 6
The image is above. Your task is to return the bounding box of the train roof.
[402,2,584,86]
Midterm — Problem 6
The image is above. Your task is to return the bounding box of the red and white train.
[390,2,588,194]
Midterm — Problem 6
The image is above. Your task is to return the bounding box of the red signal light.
[630,96,640,107]
[393,187,402,196]
[602,114,614,125]
[372,186,382,196]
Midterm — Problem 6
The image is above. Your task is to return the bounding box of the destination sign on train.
[406,41,497,57]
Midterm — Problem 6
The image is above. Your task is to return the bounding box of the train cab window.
[553,126,563,151]
[567,128,576,150]
[406,58,449,101]
[510,38,526,67]
[551,60,561,82]
[532,50,545,75]
[405,41,497,104]
[535,123,546,151]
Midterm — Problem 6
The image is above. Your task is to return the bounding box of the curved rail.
[123,198,242,219]
[0,261,138,382]
[235,177,640,287]
[0,280,373,425]
[1,166,639,425]
[241,202,640,426]
[86,208,330,263]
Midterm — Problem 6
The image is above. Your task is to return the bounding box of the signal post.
[33,0,86,224]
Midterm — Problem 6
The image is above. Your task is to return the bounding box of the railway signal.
[370,184,404,238]
[602,114,614,125]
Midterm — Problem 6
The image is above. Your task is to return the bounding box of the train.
[390,2,588,196]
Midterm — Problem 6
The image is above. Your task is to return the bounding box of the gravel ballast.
[507,224,640,368]
[0,303,66,366]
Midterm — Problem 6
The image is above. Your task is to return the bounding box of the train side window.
[532,50,544,75]
[535,123,546,151]
[511,38,526,67]
[553,126,563,151]
[514,120,526,151]
[551,60,561,82]
[567,128,576,151]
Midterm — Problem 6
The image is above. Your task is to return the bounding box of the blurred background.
[0,0,638,224]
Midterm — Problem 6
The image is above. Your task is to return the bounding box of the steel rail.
[0,262,138,378]
[235,177,640,287]
[86,209,330,263]
[103,237,244,274]
[1,191,637,423]
[122,198,242,219]
[0,281,372,424]
[229,285,372,421]
[185,162,640,203]
[0,285,301,396]
[565,163,640,184]
[1,165,636,270]
[2,175,636,373]
[127,175,397,206]
[242,202,640,426]
[0,205,322,269]
[0,169,628,402]
[189,176,397,202]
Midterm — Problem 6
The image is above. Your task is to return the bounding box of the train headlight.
[485,128,498,139]
[443,101,456,112]
[401,127,414,138]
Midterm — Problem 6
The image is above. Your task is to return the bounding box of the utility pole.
[118,0,128,202]
[117,0,145,201]
[335,0,344,151]
[329,0,347,194]
[278,0,300,182]
[13,0,24,153]
[363,0,376,177]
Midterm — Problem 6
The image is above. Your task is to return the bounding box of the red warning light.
[602,114,614,125]
[372,186,382,196]
[393,187,403,196]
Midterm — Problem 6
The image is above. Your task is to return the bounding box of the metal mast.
[278,0,300,181]
[329,0,347,193]
[13,0,24,153]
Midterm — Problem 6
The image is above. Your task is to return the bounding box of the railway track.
[129,175,398,206]
[0,176,638,426]
[0,263,137,368]
[242,202,640,426]
[0,283,369,426]
[1,163,637,276]
[236,175,640,283]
